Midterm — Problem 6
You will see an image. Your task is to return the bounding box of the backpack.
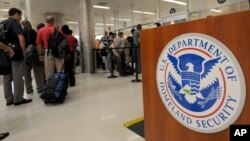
[48,27,69,58]
[40,72,69,104]
[0,50,11,75]
[25,44,39,64]
[24,29,39,64]
[0,19,24,61]
[0,19,10,43]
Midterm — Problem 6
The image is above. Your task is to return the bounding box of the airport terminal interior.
[0,0,249,140]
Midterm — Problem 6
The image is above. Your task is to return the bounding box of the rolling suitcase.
[40,72,69,104]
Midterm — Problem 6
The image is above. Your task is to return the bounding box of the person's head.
[131,28,135,34]
[118,32,123,38]
[21,20,32,29]
[154,22,161,27]
[68,30,73,35]
[36,23,45,31]
[108,32,113,37]
[61,25,70,35]
[137,24,142,31]
[8,8,22,22]
[45,16,54,24]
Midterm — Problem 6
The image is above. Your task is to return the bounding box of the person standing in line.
[0,42,13,140]
[132,24,142,74]
[3,8,32,106]
[22,20,45,94]
[61,25,76,86]
[113,32,126,76]
[36,23,45,62]
[36,16,64,80]
[99,31,109,72]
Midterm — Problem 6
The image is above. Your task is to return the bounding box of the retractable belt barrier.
[93,46,142,82]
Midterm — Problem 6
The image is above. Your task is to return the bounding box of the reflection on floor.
[0,73,144,141]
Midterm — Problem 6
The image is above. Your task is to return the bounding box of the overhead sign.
[156,33,246,133]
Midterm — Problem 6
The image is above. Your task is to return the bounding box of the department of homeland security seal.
[156,33,246,133]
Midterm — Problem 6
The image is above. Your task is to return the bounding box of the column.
[25,0,32,21]
[187,0,191,21]
[103,12,106,32]
[156,0,160,20]
[79,0,95,73]
[130,4,134,27]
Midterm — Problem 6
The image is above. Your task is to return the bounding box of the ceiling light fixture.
[110,17,131,21]
[93,5,110,9]
[162,0,187,5]
[133,10,155,15]
[96,23,114,26]
[210,9,222,13]
[0,8,9,12]
[67,21,78,24]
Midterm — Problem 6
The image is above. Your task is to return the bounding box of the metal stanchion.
[92,49,96,74]
[107,48,117,78]
[131,47,142,82]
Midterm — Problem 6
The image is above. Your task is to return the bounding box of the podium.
[141,11,250,141]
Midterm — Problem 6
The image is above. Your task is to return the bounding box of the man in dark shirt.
[22,20,45,94]
[132,24,142,74]
[3,8,32,106]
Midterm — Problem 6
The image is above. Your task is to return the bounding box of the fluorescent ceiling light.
[110,17,131,21]
[210,9,222,13]
[93,5,110,9]
[133,10,155,15]
[162,0,187,5]
[95,27,103,29]
[96,23,114,26]
[0,9,9,12]
[67,21,78,24]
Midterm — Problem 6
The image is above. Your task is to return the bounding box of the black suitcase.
[40,72,69,104]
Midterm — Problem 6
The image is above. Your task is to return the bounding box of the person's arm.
[36,30,45,62]
[18,34,26,55]
[36,29,44,55]
[0,42,14,57]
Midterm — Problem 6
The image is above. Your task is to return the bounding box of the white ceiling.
[0,0,249,36]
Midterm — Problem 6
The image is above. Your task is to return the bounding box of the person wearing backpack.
[36,16,65,80]
[2,8,32,106]
[61,26,76,86]
[22,20,45,94]
[0,42,12,140]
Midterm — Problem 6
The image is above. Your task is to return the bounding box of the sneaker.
[14,99,32,106]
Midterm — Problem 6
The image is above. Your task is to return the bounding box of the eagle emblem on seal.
[167,53,222,109]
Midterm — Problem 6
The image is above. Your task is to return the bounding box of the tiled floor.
[0,73,144,141]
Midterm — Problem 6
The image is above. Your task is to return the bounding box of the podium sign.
[156,33,245,133]
[141,11,250,141]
